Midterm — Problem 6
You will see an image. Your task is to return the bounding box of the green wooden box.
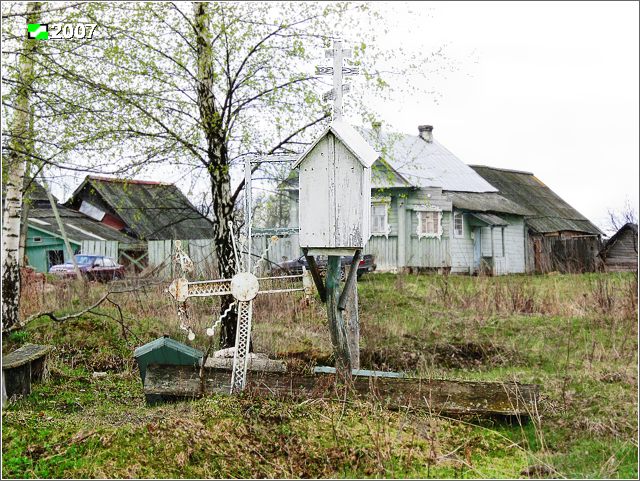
[133,336,203,384]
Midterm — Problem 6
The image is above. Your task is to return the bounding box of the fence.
[530,235,601,273]
[145,234,299,280]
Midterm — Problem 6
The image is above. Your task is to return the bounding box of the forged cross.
[316,40,359,120]
[167,157,310,394]
[167,257,305,394]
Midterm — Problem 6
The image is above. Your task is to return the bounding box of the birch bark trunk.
[194,2,238,347]
[2,2,42,331]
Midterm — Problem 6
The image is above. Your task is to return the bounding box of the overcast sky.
[370,1,639,233]
[49,1,638,234]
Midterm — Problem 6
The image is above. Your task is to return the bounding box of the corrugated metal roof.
[29,205,136,243]
[293,119,379,169]
[470,166,603,235]
[67,176,215,240]
[356,128,498,193]
[470,213,508,226]
[448,192,531,215]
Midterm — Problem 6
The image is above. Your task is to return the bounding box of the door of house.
[473,227,482,273]
[46,249,64,271]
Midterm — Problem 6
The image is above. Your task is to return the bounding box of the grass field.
[2,271,638,478]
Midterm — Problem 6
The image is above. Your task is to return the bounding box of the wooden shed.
[292,120,379,255]
[599,223,638,272]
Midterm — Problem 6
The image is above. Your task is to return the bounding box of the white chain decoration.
[173,240,194,276]
[252,235,279,275]
[206,300,236,337]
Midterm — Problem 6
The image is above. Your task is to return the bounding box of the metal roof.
[293,119,379,169]
[67,176,215,240]
[28,205,136,243]
[470,165,603,235]
[356,128,498,193]
[133,336,203,359]
[447,192,532,216]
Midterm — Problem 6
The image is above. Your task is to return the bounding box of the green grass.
[3,272,637,478]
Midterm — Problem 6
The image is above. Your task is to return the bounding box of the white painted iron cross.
[316,40,359,120]
[167,158,310,394]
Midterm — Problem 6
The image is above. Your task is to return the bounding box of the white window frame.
[416,208,443,239]
[370,199,391,237]
[453,212,464,238]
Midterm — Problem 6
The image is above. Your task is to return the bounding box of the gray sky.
[371,1,639,233]
[49,1,638,234]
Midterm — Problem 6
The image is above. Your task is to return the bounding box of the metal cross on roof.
[316,40,359,120]
[167,157,310,393]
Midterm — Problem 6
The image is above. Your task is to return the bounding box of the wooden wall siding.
[603,230,638,272]
[364,235,398,271]
[407,187,453,211]
[503,216,526,274]
[298,134,370,249]
[407,236,451,267]
[450,212,475,274]
[148,239,176,278]
[187,239,218,277]
[334,139,369,247]
[299,136,330,247]
[81,240,118,259]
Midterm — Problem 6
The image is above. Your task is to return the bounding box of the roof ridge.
[88,175,172,186]
[469,165,534,176]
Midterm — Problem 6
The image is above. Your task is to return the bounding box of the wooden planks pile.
[143,364,540,417]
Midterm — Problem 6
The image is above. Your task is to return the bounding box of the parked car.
[272,254,376,280]
[49,254,125,282]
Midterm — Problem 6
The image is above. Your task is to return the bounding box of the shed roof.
[293,119,379,169]
[599,223,638,257]
[470,165,603,235]
[28,205,136,243]
[356,128,498,193]
[470,213,508,227]
[448,192,531,216]
[67,176,215,240]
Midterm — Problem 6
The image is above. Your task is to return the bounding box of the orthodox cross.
[316,39,359,120]
[167,157,308,394]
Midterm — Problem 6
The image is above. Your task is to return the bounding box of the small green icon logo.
[27,23,48,40]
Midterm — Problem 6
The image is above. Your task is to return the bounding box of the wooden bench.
[2,344,52,403]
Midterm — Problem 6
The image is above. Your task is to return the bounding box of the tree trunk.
[326,256,351,374]
[2,2,42,331]
[194,3,238,348]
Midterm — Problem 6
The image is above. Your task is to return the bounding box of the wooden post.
[341,275,360,370]
[302,248,326,303]
[326,255,351,374]
[39,175,82,279]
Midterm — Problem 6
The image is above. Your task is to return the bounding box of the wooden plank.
[2,344,52,369]
[303,249,326,303]
[144,364,541,417]
[338,249,361,310]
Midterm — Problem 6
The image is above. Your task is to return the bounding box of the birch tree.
[2,2,42,331]
[2,1,455,343]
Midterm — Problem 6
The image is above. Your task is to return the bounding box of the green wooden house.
[24,183,136,273]
[282,124,531,275]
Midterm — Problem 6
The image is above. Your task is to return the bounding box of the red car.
[49,254,125,281]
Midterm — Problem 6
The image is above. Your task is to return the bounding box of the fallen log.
[143,364,540,417]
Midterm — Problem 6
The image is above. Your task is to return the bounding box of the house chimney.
[372,121,382,139]
[418,125,433,143]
